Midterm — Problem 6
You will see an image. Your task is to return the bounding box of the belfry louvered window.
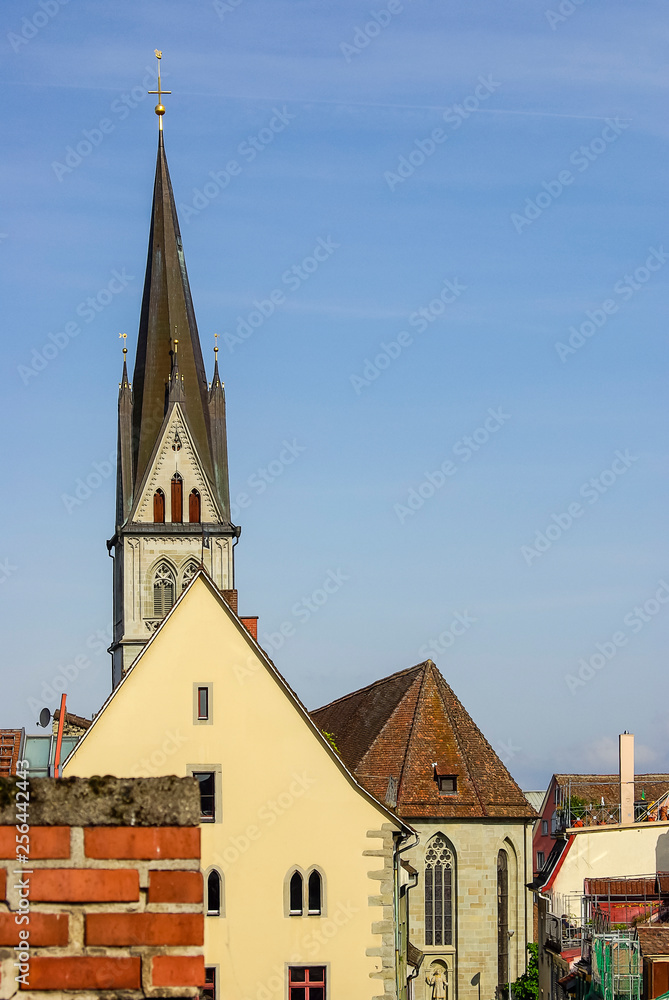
[153,562,176,617]
[189,489,201,523]
[171,473,183,523]
[153,489,165,523]
[425,834,454,946]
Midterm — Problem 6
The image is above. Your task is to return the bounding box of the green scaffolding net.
[591,934,641,1000]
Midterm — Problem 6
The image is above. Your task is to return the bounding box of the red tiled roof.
[0,730,24,777]
[311,661,536,820]
[554,774,669,806]
[585,878,657,896]
[637,927,669,956]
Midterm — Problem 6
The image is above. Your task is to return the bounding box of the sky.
[1,0,668,790]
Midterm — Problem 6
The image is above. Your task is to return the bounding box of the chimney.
[240,617,258,642]
[619,732,635,826]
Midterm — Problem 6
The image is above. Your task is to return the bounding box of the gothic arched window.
[308,870,322,915]
[497,850,509,988]
[153,562,176,617]
[189,489,201,523]
[289,871,303,915]
[171,473,183,523]
[181,560,199,592]
[207,869,222,916]
[153,489,165,523]
[425,834,455,946]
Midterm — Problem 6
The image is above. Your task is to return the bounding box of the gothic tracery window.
[181,560,199,592]
[153,562,176,617]
[425,834,454,947]
[497,850,509,988]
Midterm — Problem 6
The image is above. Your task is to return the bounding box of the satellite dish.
[38,708,51,729]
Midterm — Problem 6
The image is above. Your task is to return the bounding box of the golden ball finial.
[155,103,166,116]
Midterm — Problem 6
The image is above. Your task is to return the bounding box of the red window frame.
[197,686,209,720]
[289,966,326,998]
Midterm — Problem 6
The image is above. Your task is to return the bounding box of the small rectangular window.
[437,775,457,795]
[201,966,216,999]
[289,966,326,999]
[194,771,216,822]
[542,819,548,836]
[198,687,209,720]
[193,683,213,725]
[537,851,545,870]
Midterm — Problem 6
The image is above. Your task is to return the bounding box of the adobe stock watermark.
[0,558,18,586]
[394,407,510,524]
[235,569,350,675]
[511,117,629,234]
[230,440,306,521]
[179,106,296,223]
[565,579,669,694]
[555,247,668,362]
[339,0,411,62]
[17,268,134,385]
[521,450,637,566]
[222,237,340,352]
[8,0,69,54]
[61,451,115,514]
[545,0,588,31]
[213,0,245,18]
[384,75,501,191]
[26,621,112,717]
[51,67,160,181]
[350,277,467,393]
[418,611,477,661]
[209,772,317,872]
[129,730,189,777]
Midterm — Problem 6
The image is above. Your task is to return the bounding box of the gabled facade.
[109,132,238,686]
[312,662,537,1000]
[64,573,415,1000]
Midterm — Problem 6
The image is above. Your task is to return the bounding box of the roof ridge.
[395,664,431,802]
[312,661,428,714]
[431,664,489,815]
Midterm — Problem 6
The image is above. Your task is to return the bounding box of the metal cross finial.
[119,332,127,356]
[148,50,172,131]
[214,333,219,355]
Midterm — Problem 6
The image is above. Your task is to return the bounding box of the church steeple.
[131,132,216,500]
[109,72,237,688]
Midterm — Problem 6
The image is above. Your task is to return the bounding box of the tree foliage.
[498,944,539,1000]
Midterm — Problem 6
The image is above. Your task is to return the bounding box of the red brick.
[29,868,139,902]
[152,955,205,987]
[0,912,68,946]
[148,870,202,903]
[20,957,140,990]
[86,912,203,946]
[84,826,200,860]
[0,868,6,901]
[0,826,70,859]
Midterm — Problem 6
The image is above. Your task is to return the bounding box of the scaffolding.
[591,931,641,1000]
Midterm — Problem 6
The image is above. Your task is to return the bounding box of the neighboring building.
[64,571,417,1000]
[311,660,537,1000]
[530,741,669,1000]
[532,773,669,878]
[0,729,24,776]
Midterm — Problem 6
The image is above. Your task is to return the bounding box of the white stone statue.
[426,966,447,999]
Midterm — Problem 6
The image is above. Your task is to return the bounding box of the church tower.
[109,92,238,687]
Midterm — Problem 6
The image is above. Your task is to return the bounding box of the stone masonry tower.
[108,127,238,688]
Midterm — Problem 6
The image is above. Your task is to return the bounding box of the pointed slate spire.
[117,347,134,524]
[131,132,214,496]
[208,346,231,521]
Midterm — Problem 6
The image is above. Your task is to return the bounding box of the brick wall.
[0,775,204,997]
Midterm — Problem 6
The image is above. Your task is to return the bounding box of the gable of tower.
[131,404,222,524]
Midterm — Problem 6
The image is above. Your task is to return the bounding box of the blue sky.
[2,0,668,789]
